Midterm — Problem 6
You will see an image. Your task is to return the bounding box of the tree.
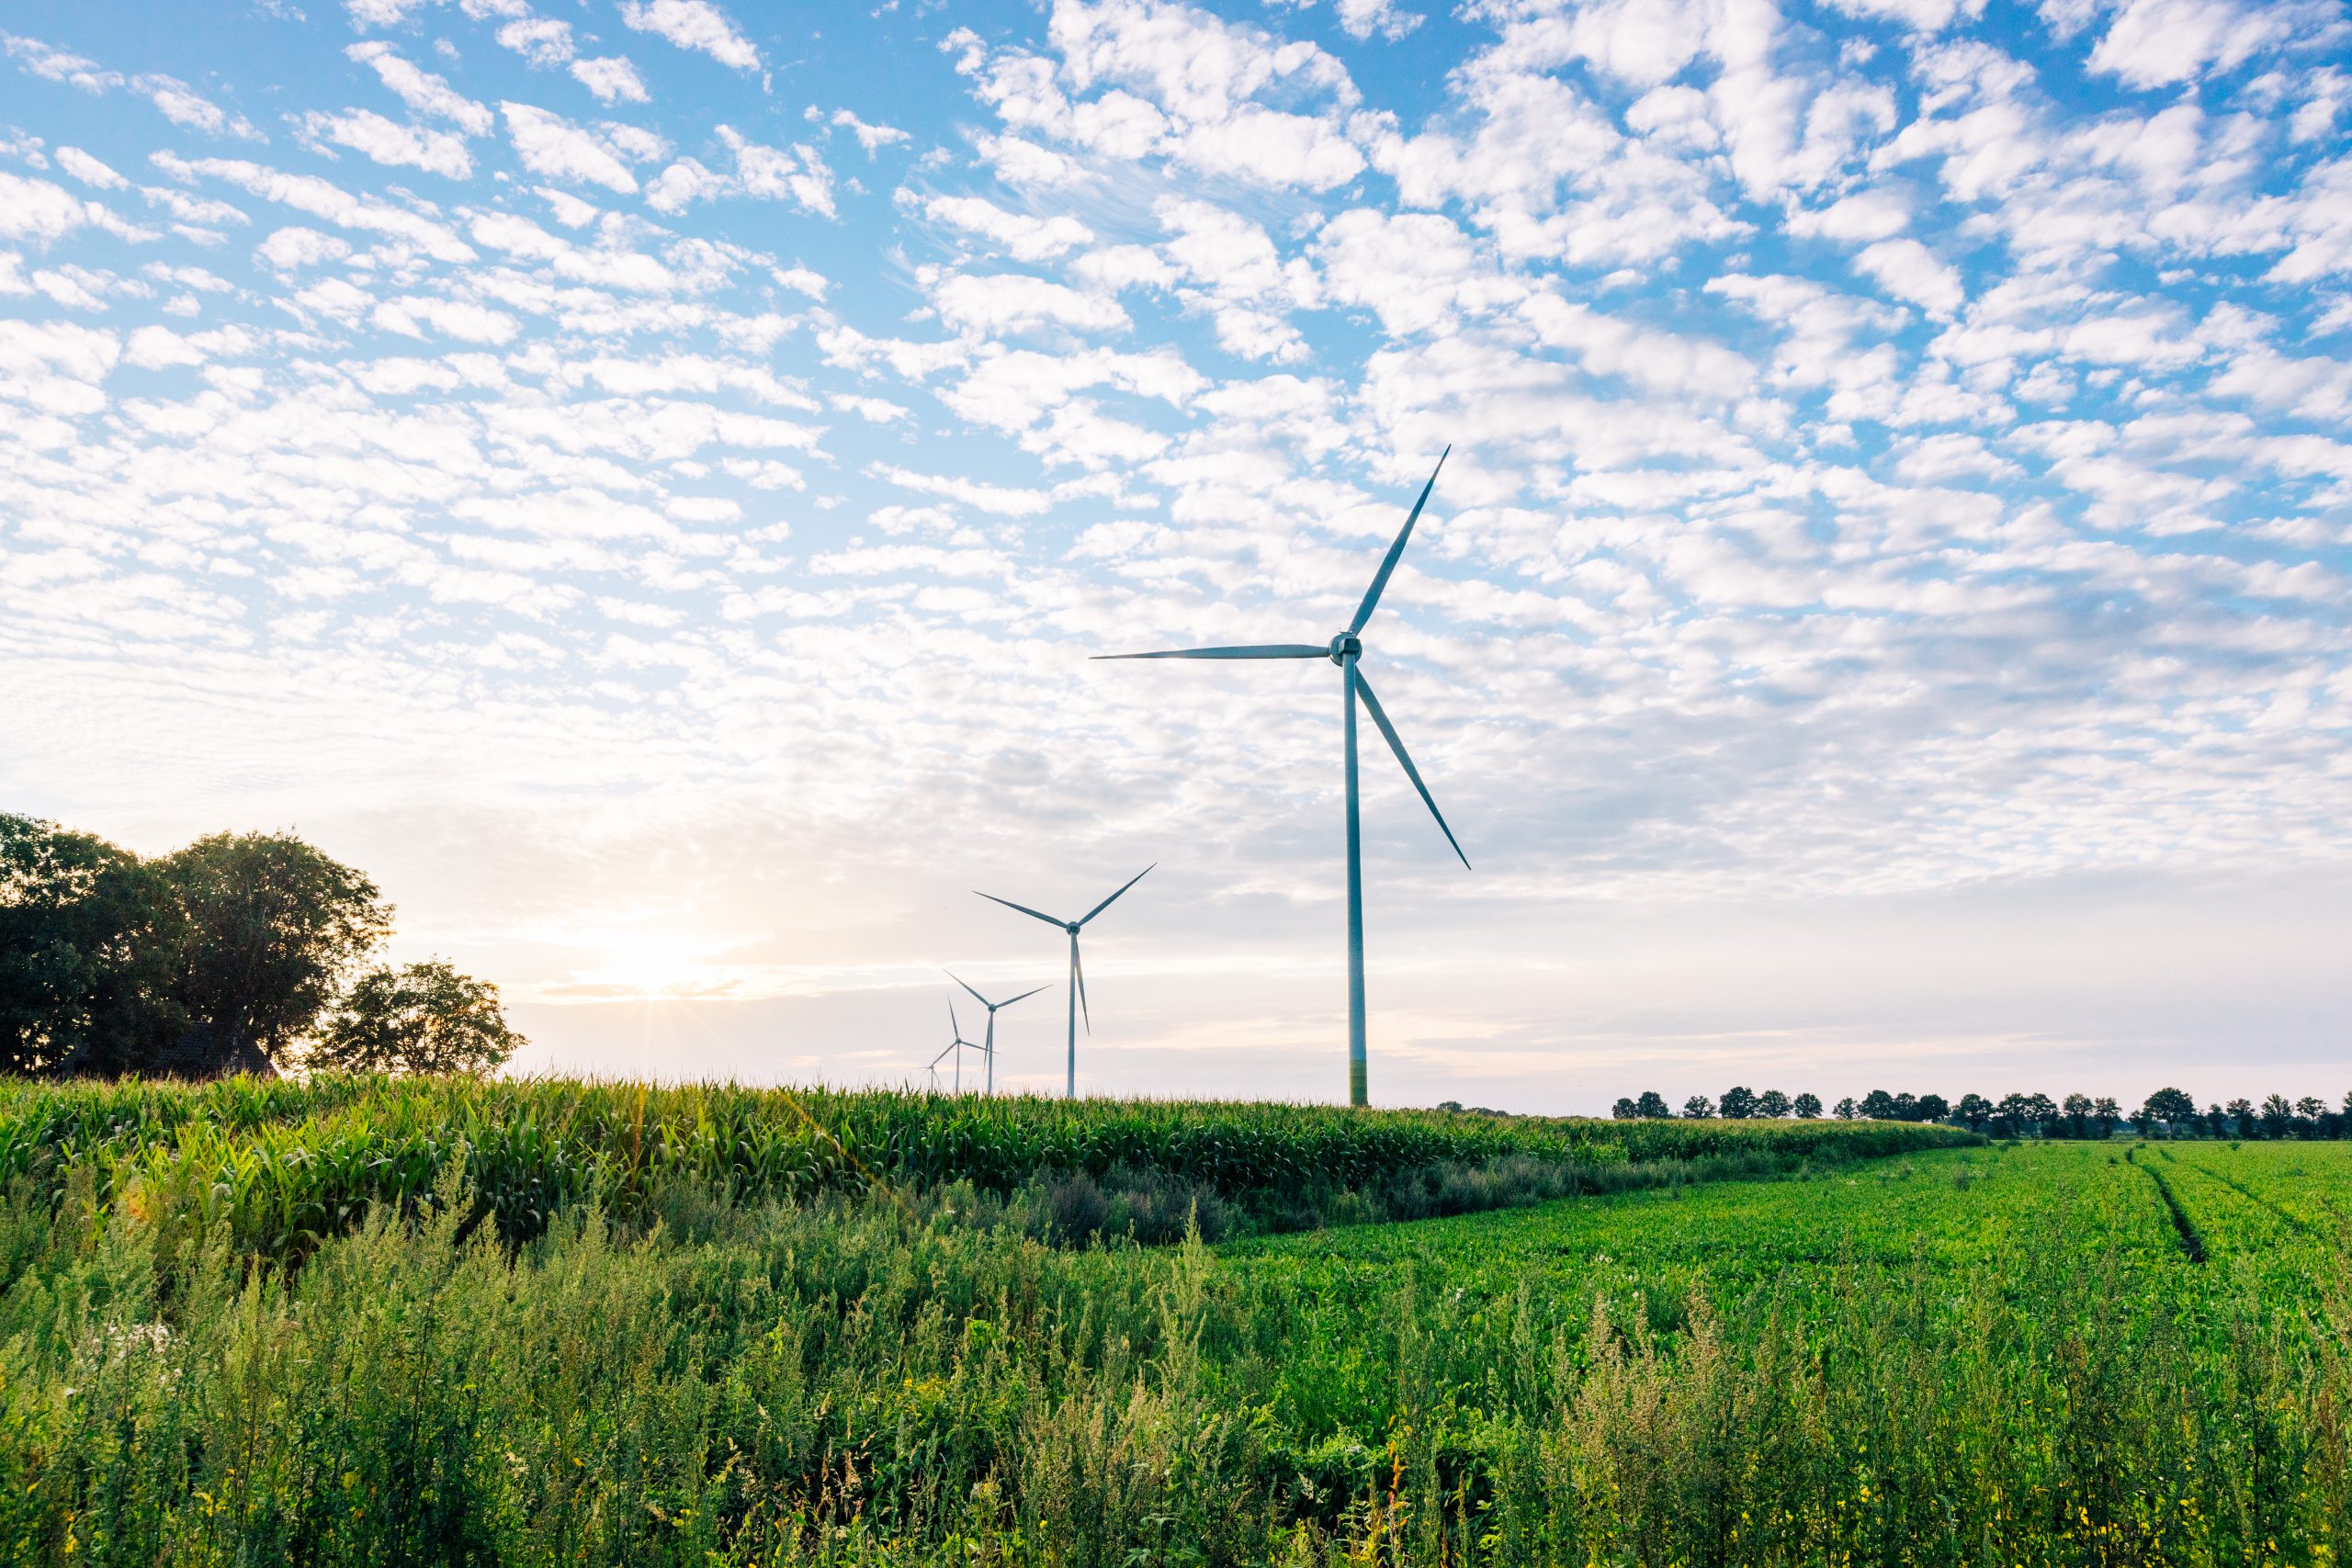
[1718,1085,1758,1120]
[2,815,184,1075]
[2142,1087,2198,1135]
[2260,1094,2294,1138]
[1915,1093,1950,1124]
[306,960,523,1077]
[1757,1089,1792,1120]
[1955,1093,1992,1133]
[2063,1093,2093,1138]
[2296,1096,2326,1135]
[1682,1094,1714,1119]
[1859,1089,1898,1121]
[1612,1096,1639,1120]
[1634,1090,1671,1119]
[1792,1092,1822,1119]
[163,832,392,1072]
[2092,1097,2120,1136]
[2227,1097,2256,1138]
[1834,1097,1857,1120]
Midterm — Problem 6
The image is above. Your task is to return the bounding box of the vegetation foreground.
[2,1081,2346,1564]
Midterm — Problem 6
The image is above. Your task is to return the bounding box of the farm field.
[0,1083,2345,1565]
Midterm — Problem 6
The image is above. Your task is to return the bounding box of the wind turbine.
[945,972,1050,1093]
[928,998,979,1092]
[973,865,1154,1099]
[1094,449,1468,1108]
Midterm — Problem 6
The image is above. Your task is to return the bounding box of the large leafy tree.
[1791,1092,1822,1120]
[306,959,523,1077]
[1,815,184,1075]
[1681,1094,1714,1119]
[161,832,392,1070]
[1717,1085,1758,1120]
[1634,1090,1671,1119]
[1756,1089,1792,1120]
[2142,1087,2199,1133]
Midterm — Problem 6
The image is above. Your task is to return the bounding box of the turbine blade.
[1349,446,1451,636]
[1092,643,1327,660]
[931,1040,957,1068]
[1353,670,1471,870]
[946,969,992,1008]
[1074,941,1091,1033]
[949,998,964,1038]
[975,890,1068,928]
[1001,983,1051,1008]
[1078,863,1154,926]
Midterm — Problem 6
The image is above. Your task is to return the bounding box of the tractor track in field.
[2127,1147,2207,1265]
[2168,1156,2320,1237]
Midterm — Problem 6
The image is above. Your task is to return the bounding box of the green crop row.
[0,1075,1976,1258]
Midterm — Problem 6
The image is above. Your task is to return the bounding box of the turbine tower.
[928,998,978,1092]
[1094,450,1467,1108]
[945,972,1050,1093]
[974,866,1153,1099]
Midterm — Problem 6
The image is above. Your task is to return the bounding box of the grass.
[4,1082,2345,1563]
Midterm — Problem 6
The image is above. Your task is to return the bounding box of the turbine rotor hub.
[1328,632,1363,663]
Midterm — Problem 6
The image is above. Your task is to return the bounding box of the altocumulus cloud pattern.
[0,0,2347,1094]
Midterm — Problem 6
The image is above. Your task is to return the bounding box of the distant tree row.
[3,814,522,1079]
[1613,1083,2352,1139]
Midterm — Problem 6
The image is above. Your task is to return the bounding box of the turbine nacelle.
[1327,631,1363,664]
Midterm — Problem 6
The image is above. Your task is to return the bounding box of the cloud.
[922,196,1094,261]
[298,108,475,178]
[2084,0,2344,89]
[500,102,640,193]
[829,108,909,153]
[645,128,833,216]
[152,152,475,260]
[571,57,650,105]
[1854,237,1965,317]
[53,147,128,189]
[617,0,761,72]
[496,17,576,67]
[925,269,1131,337]
[345,42,494,135]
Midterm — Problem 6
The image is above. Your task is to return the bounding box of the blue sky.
[2,0,2347,1110]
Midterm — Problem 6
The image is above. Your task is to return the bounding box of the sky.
[1,0,2347,1112]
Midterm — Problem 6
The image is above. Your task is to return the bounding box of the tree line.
[1615,1084,2352,1139]
[3,814,521,1078]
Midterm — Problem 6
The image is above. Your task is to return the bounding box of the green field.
[0,1081,2344,1565]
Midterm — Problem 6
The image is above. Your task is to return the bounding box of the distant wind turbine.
[1094,449,1468,1108]
[974,865,1154,1099]
[928,998,979,1092]
[945,971,1050,1093]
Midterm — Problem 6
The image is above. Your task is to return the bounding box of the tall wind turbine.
[945,972,1050,1093]
[1094,450,1468,1108]
[973,866,1153,1099]
[928,998,978,1092]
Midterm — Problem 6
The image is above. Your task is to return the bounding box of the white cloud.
[54,146,127,189]
[2086,0,2343,89]
[927,270,1131,336]
[1855,237,1966,317]
[255,226,354,269]
[922,196,1093,261]
[345,42,493,135]
[500,102,639,193]
[616,0,762,72]
[138,74,265,141]
[299,108,475,179]
[153,152,474,260]
[497,17,577,67]
[571,57,650,105]
[645,129,832,216]
[829,108,909,153]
